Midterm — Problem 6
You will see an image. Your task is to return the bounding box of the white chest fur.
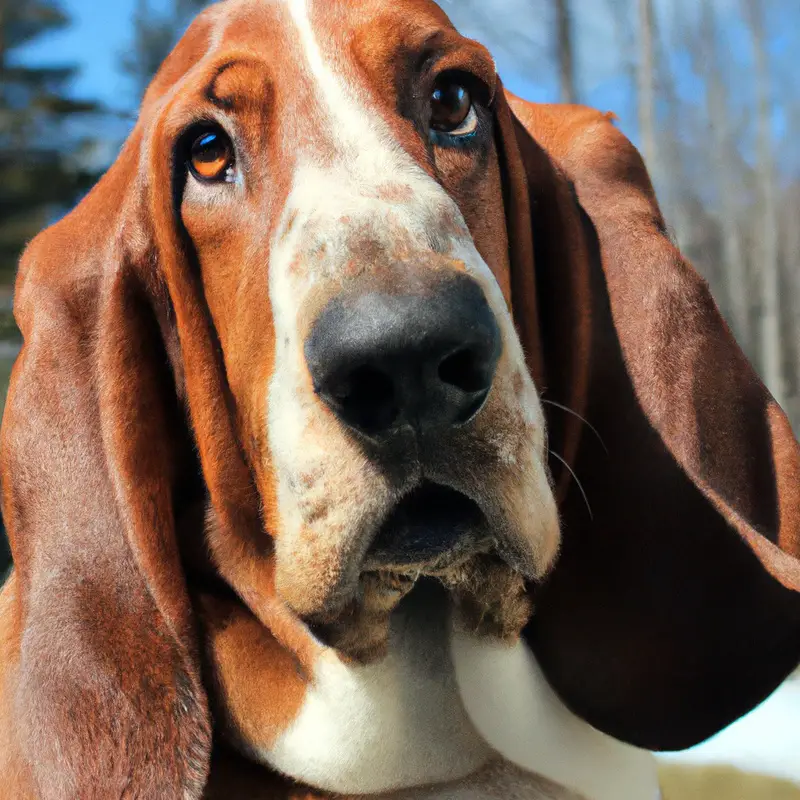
[452,631,661,800]
[265,588,491,794]
[263,587,660,799]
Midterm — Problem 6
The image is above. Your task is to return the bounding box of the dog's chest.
[261,591,660,800]
[264,591,489,794]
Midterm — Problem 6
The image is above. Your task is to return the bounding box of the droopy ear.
[494,91,800,750]
[0,118,211,798]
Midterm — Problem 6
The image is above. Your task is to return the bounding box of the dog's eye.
[189,129,234,182]
[430,76,478,137]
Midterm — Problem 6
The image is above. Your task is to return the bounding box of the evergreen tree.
[0,0,102,285]
[122,0,210,102]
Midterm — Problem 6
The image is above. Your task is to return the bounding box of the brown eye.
[189,129,234,181]
[430,78,476,135]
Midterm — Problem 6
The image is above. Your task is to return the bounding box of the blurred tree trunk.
[651,3,694,252]
[779,185,800,423]
[637,0,658,178]
[745,0,786,406]
[0,0,101,283]
[700,0,752,352]
[606,0,636,85]
[0,1,6,67]
[554,0,577,103]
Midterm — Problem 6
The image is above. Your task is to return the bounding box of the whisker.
[549,449,594,522]
[541,398,608,454]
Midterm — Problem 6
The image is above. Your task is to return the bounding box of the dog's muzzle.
[304,273,501,567]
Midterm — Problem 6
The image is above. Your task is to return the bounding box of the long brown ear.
[495,92,800,750]
[0,73,213,800]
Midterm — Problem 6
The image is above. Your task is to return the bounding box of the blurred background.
[0,0,798,795]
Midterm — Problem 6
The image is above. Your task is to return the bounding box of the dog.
[1,1,799,797]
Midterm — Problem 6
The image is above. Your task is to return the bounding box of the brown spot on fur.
[437,208,470,239]
[310,240,328,260]
[281,210,299,242]
[347,235,384,271]
[342,258,360,278]
[373,183,414,204]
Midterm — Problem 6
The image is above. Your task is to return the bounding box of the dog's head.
[3,0,800,796]
[134,0,561,645]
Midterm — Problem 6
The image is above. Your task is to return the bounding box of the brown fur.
[504,98,800,749]
[0,0,798,797]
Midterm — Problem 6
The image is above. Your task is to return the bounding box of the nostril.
[306,277,501,435]
[438,347,495,426]
[323,364,398,435]
[438,348,492,393]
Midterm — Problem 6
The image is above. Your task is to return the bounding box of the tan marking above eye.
[190,130,234,181]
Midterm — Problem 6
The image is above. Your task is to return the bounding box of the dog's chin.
[308,483,535,664]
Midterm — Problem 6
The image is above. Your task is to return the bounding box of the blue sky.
[20,0,149,114]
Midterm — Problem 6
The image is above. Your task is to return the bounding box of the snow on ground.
[658,675,800,785]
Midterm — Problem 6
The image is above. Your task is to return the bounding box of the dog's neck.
[258,583,660,799]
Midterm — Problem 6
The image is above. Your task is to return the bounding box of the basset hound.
[1,0,799,798]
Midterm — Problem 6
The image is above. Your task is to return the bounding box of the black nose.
[304,275,501,437]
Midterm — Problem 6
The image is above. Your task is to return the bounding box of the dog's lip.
[361,481,492,573]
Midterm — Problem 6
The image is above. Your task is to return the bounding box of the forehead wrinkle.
[204,57,276,118]
[206,60,248,110]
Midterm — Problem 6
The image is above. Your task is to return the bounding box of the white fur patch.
[452,630,661,800]
[265,595,491,793]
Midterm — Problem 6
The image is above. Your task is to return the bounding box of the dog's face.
[164,0,558,647]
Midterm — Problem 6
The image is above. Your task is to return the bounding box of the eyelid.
[447,105,479,137]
